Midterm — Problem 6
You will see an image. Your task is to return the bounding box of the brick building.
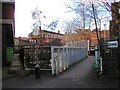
[90,30,110,46]
[0,0,15,66]
[64,29,110,53]
[28,30,65,46]
[110,1,120,40]
[14,37,29,46]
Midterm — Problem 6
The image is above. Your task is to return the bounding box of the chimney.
[58,30,60,34]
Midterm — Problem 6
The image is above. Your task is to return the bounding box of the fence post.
[95,45,100,61]
[56,48,60,75]
[62,48,65,70]
[35,44,40,78]
[51,47,55,75]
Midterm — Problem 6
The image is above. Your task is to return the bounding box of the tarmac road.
[2,56,119,88]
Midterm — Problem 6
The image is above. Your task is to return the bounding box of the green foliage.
[92,59,100,72]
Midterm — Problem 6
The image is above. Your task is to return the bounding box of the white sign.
[106,41,118,48]
[33,27,39,36]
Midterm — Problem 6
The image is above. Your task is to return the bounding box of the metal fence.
[51,46,88,75]
[102,46,120,76]
[23,46,51,70]
[11,45,88,75]
[11,46,51,70]
[67,40,90,51]
[101,39,120,78]
[11,54,21,67]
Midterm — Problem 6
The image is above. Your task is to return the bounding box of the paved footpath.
[2,56,118,88]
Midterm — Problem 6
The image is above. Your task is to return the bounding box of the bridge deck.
[2,56,118,88]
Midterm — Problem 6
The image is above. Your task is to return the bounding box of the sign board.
[106,40,118,48]
[90,46,95,51]
[32,27,39,39]
[33,35,39,39]
[115,19,120,24]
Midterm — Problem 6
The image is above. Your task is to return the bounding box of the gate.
[102,40,120,77]
[11,45,51,70]
[23,46,51,70]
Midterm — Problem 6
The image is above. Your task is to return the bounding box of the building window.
[119,8,120,14]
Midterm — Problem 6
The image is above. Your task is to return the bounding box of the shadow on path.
[2,56,118,88]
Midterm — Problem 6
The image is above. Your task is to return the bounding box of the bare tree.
[31,7,44,36]
[64,0,109,46]
[99,0,120,39]
[62,19,77,43]
[65,1,92,29]
[46,17,60,31]
[62,1,92,42]
[62,17,82,33]
[30,7,61,37]
[99,0,120,15]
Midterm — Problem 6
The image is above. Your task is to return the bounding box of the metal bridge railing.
[11,45,88,75]
[51,46,88,75]
[11,46,51,70]
[23,46,51,70]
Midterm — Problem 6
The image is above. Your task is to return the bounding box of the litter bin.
[6,47,13,66]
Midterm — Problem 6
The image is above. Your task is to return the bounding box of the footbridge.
[12,46,88,75]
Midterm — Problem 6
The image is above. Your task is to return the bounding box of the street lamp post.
[32,8,45,78]
[35,38,40,78]
[34,12,42,79]
[104,23,106,43]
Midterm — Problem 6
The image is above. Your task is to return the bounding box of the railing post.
[64,48,66,69]
[62,48,65,70]
[35,43,40,79]
[51,47,55,75]
[67,48,70,66]
[66,48,69,68]
[57,48,60,75]
[95,45,100,61]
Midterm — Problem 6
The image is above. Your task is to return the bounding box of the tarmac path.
[2,56,118,88]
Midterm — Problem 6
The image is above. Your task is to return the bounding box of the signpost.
[115,19,120,24]
[31,8,45,79]
[33,34,41,78]
[106,40,118,48]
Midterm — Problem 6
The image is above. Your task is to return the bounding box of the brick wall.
[2,3,14,19]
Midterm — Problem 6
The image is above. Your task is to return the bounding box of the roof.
[15,37,30,41]
[42,30,64,36]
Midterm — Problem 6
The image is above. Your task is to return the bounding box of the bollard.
[35,64,41,79]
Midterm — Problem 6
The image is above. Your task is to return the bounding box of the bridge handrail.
[51,46,88,75]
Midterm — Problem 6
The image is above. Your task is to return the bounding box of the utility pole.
[35,37,40,78]
[34,10,42,79]
[104,23,106,43]
[31,8,46,78]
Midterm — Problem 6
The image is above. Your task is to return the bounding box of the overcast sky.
[15,0,76,37]
[15,0,115,37]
